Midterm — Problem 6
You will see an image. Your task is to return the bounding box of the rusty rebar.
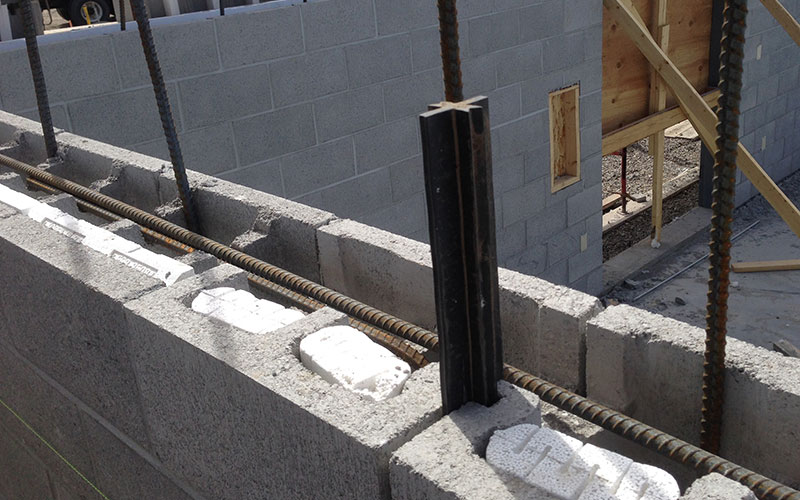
[436,0,463,102]
[20,0,57,159]
[701,0,748,454]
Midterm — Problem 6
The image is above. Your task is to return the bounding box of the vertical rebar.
[129,0,202,234]
[219,0,224,16]
[437,0,463,102]
[119,0,126,30]
[20,0,57,159]
[701,0,748,454]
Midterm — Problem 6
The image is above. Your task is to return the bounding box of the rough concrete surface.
[680,473,757,500]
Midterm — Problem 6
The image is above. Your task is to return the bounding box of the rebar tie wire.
[129,0,202,234]
[437,0,463,102]
[1,152,799,500]
[20,0,58,159]
[701,0,747,454]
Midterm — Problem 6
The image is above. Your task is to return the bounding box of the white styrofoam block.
[191,287,304,334]
[0,183,193,286]
[486,424,680,500]
[299,325,412,402]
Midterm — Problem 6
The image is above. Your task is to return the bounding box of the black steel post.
[701,0,748,454]
[420,96,503,414]
[129,0,202,234]
[20,0,58,159]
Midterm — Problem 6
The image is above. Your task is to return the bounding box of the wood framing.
[601,90,720,155]
[549,85,581,193]
[649,0,669,243]
[760,0,800,47]
[602,0,713,134]
[605,0,800,240]
[732,260,800,273]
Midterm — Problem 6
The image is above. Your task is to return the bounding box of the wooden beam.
[760,0,800,47]
[604,0,800,240]
[601,90,720,155]
[649,0,669,244]
[732,259,800,273]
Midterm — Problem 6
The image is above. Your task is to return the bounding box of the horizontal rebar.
[0,152,797,500]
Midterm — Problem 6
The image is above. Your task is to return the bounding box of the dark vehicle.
[42,0,114,26]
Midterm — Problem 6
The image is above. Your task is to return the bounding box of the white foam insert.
[0,183,193,286]
[299,325,412,402]
[191,287,304,334]
[486,423,680,500]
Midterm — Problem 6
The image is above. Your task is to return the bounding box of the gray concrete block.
[269,47,348,107]
[301,0,376,51]
[580,89,602,127]
[215,5,304,68]
[383,68,443,122]
[135,122,238,176]
[542,32,585,73]
[389,382,541,500]
[564,57,602,94]
[457,0,494,18]
[524,142,551,182]
[587,305,800,485]
[374,0,438,35]
[38,37,119,105]
[496,219,527,262]
[567,182,601,226]
[346,35,412,89]
[232,103,316,166]
[505,241,548,276]
[355,117,419,173]
[218,158,283,196]
[568,242,601,284]
[501,176,546,227]
[681,474,757,500]
[179,64,272,131]
[546,228,580,267]
[317,218,437,329]
[389,155,425,202]
[526,200,567,245]
[314,86,385,142]
[0,426,55,500]
[282,138,356,198]
[68,84,181,147]
[356,191,427,238]
[520,71,565,115]
[462,55,498,97]
[19,104,71,132]
[468,10,521,57]
[112,19,219,87]
[493,154,525,195]
[564,0,601,32]
[496,41,543,88]
[296,167,393,219]
[580,120,603,160]
[410,26,442,72]
[125,266,442,499]
[519,0,564,42]
[486,84,522,125]
[0,49,36,113]
[492,111,548,160]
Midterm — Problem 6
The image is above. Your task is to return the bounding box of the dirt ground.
[604,169,800,351]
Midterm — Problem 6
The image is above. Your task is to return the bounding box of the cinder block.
[501,176,546,227]
[567,183,601,226]
[296,167,393,219]
[410,26,442,72]
[568,242,601,284]
[218,158,283,196]
[457,0,494,18]
[496,41,543,87]
[314,86,385,142]
[493,111,548,160]
[269,47,348,107]
[493,154,525,194]
[215,5,304,68]
[564,57,603,94]
[505,242,548,276]
[179,64,272,131]
[468,10,521,57]
[374,0,438,35]
[68,84,181,147]
[383,68,443,121]
[232,103,316,166]
[487,84,522,125]
[37,37,119,105]
[0,426,55,500]
[0,49,34,113]
[301,0,376,51]
[390,382,541,500]
[317,218,437,329]
[587,305,800,485]
[346,35,412,88]
[496,219,527,262]
[681,473,756,500]
[519,0,564,42]
[527,201,567,244]
[462,54,498,96]
[521,72,565,115]
[357,191,427,238]
[547,229,580,267]
[125,264,442,499]
[542,32,586,73]
[355,117,418,173]
[136,122,238,176]
[19,104,71,132]
[112,19,219,86]
[281,138,355,198]
[564,0,601,32]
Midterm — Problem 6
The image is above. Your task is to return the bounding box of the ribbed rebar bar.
[119,0,126,30]
[129,0,201,234]
[436,0,463,102]
[701,0,748,454]
[1,152,798,500]
[20,0,57,159]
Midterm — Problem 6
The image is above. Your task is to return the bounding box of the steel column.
[20,0,57,159]
[420,97,503,413]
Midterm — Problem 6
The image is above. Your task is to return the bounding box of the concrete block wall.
[738,0,800,204]
[0,0,604,294]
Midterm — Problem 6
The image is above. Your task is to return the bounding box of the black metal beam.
[420,97,503,414]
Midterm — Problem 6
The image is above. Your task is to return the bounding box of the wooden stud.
[605,0,800,240]
[602,90,720,155]
[759,0,800,47]
[732,260,800,273]
[648,0,669,244]
[549,85,582,193]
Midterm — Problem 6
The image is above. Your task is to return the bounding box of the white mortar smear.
[191,287,304,334]
[487,424,680,500]
[0,183,194,286]
[299,325,412,402]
